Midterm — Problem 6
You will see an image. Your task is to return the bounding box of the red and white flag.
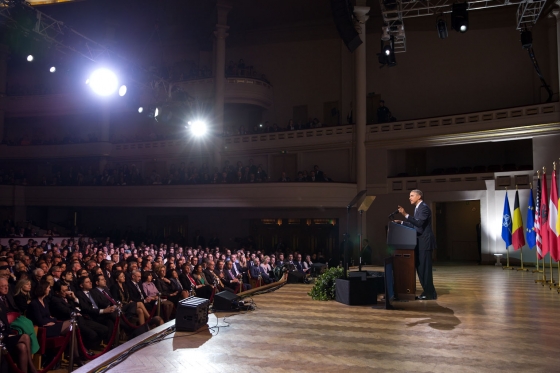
[550,166,559,261]
[540,171,550,257]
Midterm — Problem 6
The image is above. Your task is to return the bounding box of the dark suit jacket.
[49,296,79,320]
[27,298,56,326]
[404,201,436,251]
[178,273,194,291]
[126,280,147,303]
[75,290,104,318]
[249,265,270,282]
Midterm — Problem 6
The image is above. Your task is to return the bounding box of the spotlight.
[436,18,448,39]
[154,107,159,118]
[520,30,532,49]
[49,66,56,73]
[378,36,397,67]
[138,107,144,113]
[27,55,34,62]
[88,68,119,96]
[451,3,468,33]
[190,120,207,137]
[118,85,127,97]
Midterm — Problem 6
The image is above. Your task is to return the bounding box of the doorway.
[434,200,481,262]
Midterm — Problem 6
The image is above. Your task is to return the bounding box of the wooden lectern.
[387,221,417,301]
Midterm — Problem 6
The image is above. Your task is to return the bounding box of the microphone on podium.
[388,208,399,218]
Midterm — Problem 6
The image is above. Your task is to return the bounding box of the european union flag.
[526,188,536,249]
[501,192,512,249]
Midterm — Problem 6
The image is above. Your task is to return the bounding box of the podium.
[387,221,417,301]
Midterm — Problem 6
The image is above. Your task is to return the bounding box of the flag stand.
[515,248,528,271]
[535,255,547,284]
[502,250,514,270]
[546,255,555,286]
[532,256,542,273]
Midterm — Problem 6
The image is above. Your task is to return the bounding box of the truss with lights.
[378,0,547,53]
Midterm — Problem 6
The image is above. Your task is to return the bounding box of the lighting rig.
[378,0,547,53]
[0,0,201,129]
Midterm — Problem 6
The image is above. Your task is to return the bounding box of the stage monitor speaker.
[335,278,377,306]
[287,271,305,283]
[213,290,240,311]
[330,0,363,52]
[175,296,209,332]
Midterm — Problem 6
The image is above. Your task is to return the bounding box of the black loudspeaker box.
[335,278,377,306]
[287,271,305,283]
[330,0,363,52]
[213,290,240,311]
[175,296,209,332]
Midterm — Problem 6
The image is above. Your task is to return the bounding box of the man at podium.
[395,189,437,300]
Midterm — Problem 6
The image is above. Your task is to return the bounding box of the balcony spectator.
[278,172,290,182]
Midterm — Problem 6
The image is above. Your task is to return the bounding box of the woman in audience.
[192,264,214,300]
[0,307,38,373]
[261,255,272,276]
[13,278,32,314]
[110,270,150,324]
[141,271,158,299]
[168,269,189,302]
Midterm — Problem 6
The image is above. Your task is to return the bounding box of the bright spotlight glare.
[460,25,467,32]
[385,49,391,56]
[49,66,56,73]
[154,108,159,118]
[118,85,127,97]
[27,55,34,62]
[138,107,144,113]
[89,68,119,96]
[190,120,207,137]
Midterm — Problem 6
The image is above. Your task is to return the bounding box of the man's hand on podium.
[393,220,403,224]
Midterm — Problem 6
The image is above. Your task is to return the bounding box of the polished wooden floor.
[71,265,560,373]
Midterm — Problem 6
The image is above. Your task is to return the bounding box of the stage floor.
[73,265,560,373]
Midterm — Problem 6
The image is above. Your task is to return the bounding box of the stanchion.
[532,255,542,273]
[115,301,122,347]
[535,255,548,284]
[156,294,161,318]
[546,255,556,287]
[550,261,560,289]
[515,248,529,271]
[68,312,77,373]
[502,250,514,270]
[0,333,4,368]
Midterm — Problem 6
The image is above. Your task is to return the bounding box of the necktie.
[134,282,144,300]
[100,289,116,305]
[228,270,234,279]
[0,296,7,310]
[86,292,98,309]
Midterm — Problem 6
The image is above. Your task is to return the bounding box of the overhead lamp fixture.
[27,55,34,62]
[377,36,397,67]
[49,66,56,73]
[88,68,119,96]
[118,85,127,97]
[436,18,448,39]
[520,30,532,49]
[451,3,469,33]
[138,107,144,113]
[395,24,405,39]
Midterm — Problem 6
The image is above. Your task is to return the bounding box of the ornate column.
[354,6,370,261]
[0,44,8,144]
[214,1,232,170]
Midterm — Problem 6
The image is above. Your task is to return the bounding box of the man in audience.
[75,276,116,340]
[249,257,271,284]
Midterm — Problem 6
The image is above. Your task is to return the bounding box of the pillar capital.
[353,6,370,24]
[214,24,230,39]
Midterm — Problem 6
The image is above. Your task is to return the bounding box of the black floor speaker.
[213,290,240,311]
[335,278,378,306]
[287,271,305,283]
[175,296,209,332]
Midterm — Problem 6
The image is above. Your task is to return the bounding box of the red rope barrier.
[119,303,157,329]
[76,317,120,360]
[4,332,71,373]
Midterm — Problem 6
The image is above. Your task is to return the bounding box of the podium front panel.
[393,249,416,300]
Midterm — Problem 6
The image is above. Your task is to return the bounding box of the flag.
[512,190,525,250]
[526,187,536,249]
[549,167,559,260]
[501,191,512,249]
[535,177,542,258]
[540,171,550,257]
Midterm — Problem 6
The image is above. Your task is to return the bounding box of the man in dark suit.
[249,258,271,284]
[397,189,437,300]
[223,260,250,292]
[75,276,116,340]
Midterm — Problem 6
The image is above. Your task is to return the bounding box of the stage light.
[154,107,159,118]
[138,107,144,113]
[451,3,469,33]
[118,85,127,97]
[190,120,207,137]
[27,55,34,62]
[381,26,390,41]
[88,68,119,96]
[378,36,397,67]
[384,46,391,56]
[49,66,56,73]
[436,18,448,39]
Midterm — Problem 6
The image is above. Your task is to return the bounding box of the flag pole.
[535,171,548,284]
[514,185,528,271]
[530,180,542,273]
[503,187,514,270]
[547,163,557,286]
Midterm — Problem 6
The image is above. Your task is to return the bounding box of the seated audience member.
[260,256,272,276]
[13,278,32,314]
[278,171,290,182]
[49,281,108,350]
[192,264,214,300]
[110,270,151,325]
[141,271,173,321]
[178,263,196,294]
[249,257,271,284]
[167,269,189,301]
[223,260,250,292]
[0,306,38,373]
[75,276,116,340]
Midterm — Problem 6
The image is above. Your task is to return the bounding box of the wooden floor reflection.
[73,266,560,373]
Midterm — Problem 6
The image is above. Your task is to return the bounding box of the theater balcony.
[0,182,357,209]
[174,76,274,109]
